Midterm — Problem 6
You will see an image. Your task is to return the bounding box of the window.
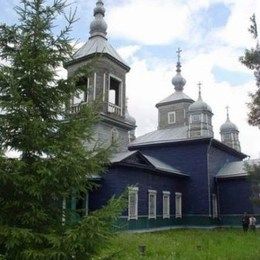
[168,111,176,124]
[222,133,230,141]
[191,114,201,123]
[111,128,119,143]
[212,194,218,219]
[109,77,121,106]
[73,77,88,105]
[175,192,182,218]
[163,191,170,219]
[128,187,138,220]
[148,190,157,219]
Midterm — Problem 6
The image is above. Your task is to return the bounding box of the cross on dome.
[172,48,186,91]
[226,105,230,120]
[177,48,182,63]
[198,82,202,99]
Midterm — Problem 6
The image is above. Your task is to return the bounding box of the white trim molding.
[175,192,182,219]
[163,191,170,219]
[128,187,139,220]
[148,190,157,219]
[168,111,176,124]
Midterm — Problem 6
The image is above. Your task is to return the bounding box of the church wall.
[88,165,187,230]
[94,122,129,151]
[217,178,258,225]
[207,144,242,216]
[131,141,210,215]
[158,101,191,129]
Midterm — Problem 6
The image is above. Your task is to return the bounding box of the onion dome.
[90,0,108,38]
[220,106,238,132]
[125,99,136,125]
[172,48,186,92]
[189,83,212,113]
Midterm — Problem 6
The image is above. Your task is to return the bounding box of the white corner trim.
[93,72,97,100]
[163,191,171,195]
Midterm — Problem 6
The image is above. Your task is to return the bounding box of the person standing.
[249,215,257,232]
[242,212,249,232]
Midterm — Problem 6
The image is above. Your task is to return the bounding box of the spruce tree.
[0,0,125,259]
[240,14,260,126]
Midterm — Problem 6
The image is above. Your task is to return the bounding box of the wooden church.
[65,0,260,231]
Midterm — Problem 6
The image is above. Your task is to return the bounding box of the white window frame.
[163,191,170,219]
[212,194,218,219]
[148,190,157,219]
[128,187,138,220]
[191,114,201,123]
[62,197,66,225]
[175,192,182,218]
[168,111,176,124]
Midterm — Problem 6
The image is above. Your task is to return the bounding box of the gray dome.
[94,6,105,15]
[90,18,107,35]
[126,114,136,125]
[172,73,186,91]
[89,0,107,38]
[189,89,212,113]
[125,102,136,125]
[189,100,212,113]
[220,119,238,132]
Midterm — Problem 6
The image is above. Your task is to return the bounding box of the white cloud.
[117,45,141,62]
[212,0,260,48]
[124,48,260,159]
[107,0,190,45]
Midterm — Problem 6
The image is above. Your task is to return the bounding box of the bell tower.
[65,0,136,151]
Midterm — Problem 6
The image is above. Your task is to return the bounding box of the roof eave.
[216,174,248,179]
[110,162,189,178]
[64,52,130,71]
[156,98,194,108]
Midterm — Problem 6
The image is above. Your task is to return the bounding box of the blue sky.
[1,0,260,158]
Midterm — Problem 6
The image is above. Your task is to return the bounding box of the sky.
[0,0,260,158]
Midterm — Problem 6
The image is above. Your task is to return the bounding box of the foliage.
[246,162,260,205]
[94,229,260,260]
[240,14,260,126]
[0,0,126,259]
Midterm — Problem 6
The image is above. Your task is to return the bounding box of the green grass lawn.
[94,229,260,260]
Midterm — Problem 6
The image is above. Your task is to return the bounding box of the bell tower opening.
[109,77,121,106]
[108,76,122,116]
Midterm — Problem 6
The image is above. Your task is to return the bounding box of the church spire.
[172,48,186,92]
[90,0,108,39]
[226,106,230,121]
[198,82,202,100]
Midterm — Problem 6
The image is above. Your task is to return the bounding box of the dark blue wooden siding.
[217,178,253,215]
[89,165,186,217]
[207,144,243,215]
[131,142,210,215]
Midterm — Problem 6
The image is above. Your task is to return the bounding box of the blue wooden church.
[66,0,260,230]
